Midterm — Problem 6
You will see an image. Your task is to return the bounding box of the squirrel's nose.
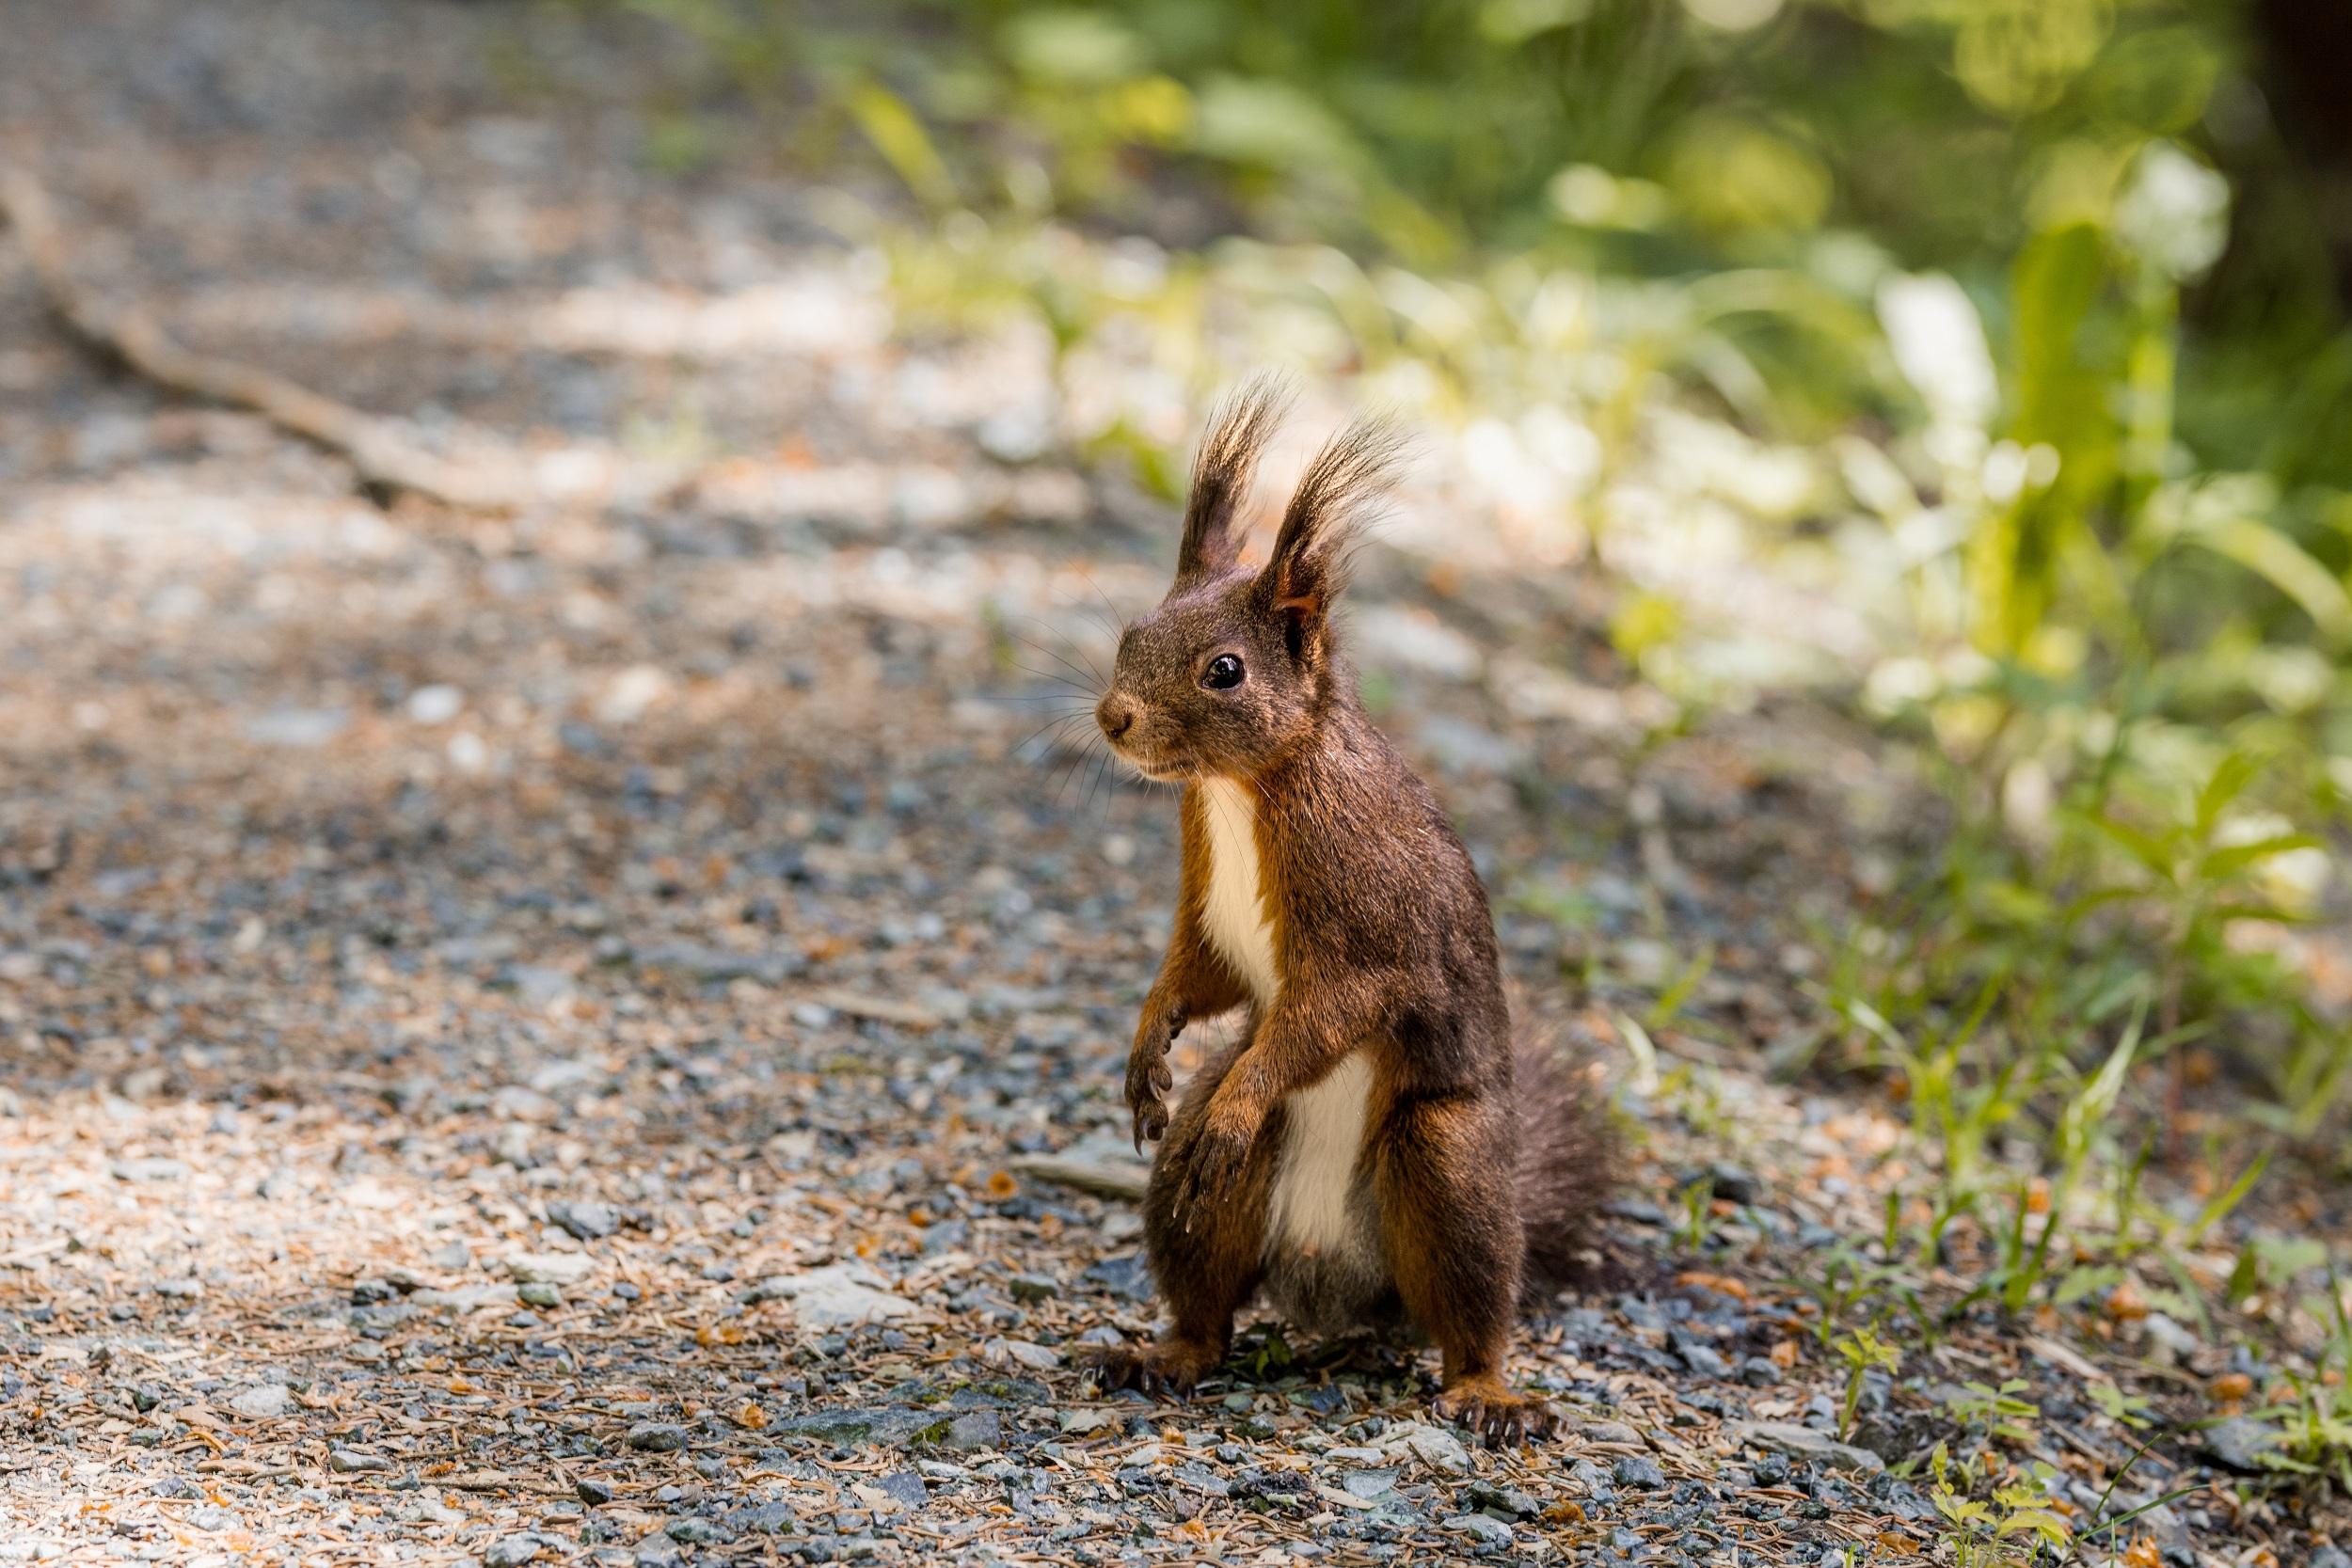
[1097,693,1137,741]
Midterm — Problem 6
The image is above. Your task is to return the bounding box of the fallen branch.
[0,165,522,511]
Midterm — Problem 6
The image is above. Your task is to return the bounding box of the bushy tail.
[1513,1022,1618,1296]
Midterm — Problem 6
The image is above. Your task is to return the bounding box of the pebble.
[627,1423,690,1452]
[1613,1456,1666,1489]
[550,1200,620,1240]
[1734,1421,1884,1475]
[504,1253,595,1287]
[482,1535,542,1567]
[728,1499,798,1534]
[1007,1274,1058,1303]
[741,1262,914,1330]
[229,1384,294,1419]
[2201,1417,2283,1474]
[326,1449,390,1473]
[110,1157,189,1183]
[1443,1513,1513,1545]
[1377,1423,1470,1475]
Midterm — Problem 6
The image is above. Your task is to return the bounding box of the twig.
[0,165,522,512]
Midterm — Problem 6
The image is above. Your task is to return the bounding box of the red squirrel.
[1084,379,1611,1444]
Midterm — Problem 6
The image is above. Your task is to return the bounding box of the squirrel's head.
[1096,378,1404,784]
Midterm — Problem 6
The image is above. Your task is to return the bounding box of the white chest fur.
[1193,778,1373,1266]
[1196,777,1278,1004]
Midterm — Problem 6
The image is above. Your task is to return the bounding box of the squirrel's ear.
[1177,373,1293,584]
[1261,415,1406,656]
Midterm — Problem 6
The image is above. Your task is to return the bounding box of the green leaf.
[2184,1151,2271,1247]
[844,79,959,212]
[1189,75,1361,173]
[2185,517,2352,645]
[2082,812,2177,882]
[2195,751,2262,835]
[2199,833,2325,882]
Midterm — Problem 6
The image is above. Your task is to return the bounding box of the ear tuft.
[1177,372,1295,583]
[1262,414,1408,639]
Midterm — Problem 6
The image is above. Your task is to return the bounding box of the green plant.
[1928,1442,2073,1568]
[1941,1379,2041,1448]
[2262,1270,2352,1490]
[1833,1327,1900,1439]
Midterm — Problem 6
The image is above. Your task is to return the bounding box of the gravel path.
[2,5,2340,1565]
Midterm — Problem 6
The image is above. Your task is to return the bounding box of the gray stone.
[326,1449,390,1473]
[2201,1417,2284,1474]
[727,1499,798,1534]
[551,1201,620,1241]
[483,1536,542,1568]
[627,1422,690,1452]
[1007,1274,1058,1303]
[1734,1421,1884,1475]
[740,1262,914,1330]
[504,1252,595,1287]
[874,1472,926,1511]
[779,1408,954,1448]
[1613,1456,1666,1489]
[945,1410,1001,1451]
[1465,1481,1541,1518]
[245,707,348,748]
[1442,1513,1513,1545]
[1378,1422,1470,1475]
[229,1384,293,1419]
[1081,1253,1154,1303]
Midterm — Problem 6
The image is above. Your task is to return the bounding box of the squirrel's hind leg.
[1089,1043,1279,1398]
[1374,1094,1559,1446]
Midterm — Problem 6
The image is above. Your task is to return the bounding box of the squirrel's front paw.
[1173,1096,1262,1216]
[1125,1051,1174,1152]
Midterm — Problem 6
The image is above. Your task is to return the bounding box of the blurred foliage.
[596,0,2352,1351]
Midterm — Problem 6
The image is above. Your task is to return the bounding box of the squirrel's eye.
[1202,654,1245,690]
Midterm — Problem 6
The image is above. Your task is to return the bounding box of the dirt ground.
[1,4,2343,1565]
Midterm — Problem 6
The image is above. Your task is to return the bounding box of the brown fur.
[1087,380,1613,1445]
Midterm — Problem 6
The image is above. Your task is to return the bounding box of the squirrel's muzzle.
[1096,692,1138,743]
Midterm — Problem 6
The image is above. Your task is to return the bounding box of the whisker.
[1032,612,1113,690]
[1070,566,1131,641]
[1050,742,1094,811]
[1012,629,1104,695]
[1010,709,1096,761]
[1082,748,1110,820]
[1006,658,1098,696]
[1054,571,1125,647]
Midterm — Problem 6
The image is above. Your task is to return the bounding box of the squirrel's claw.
[1129,1098,1170,1155]
[1432,1383,1560,1449]
[1171,1119,1250,1216]
[1124,1053,1174,1153]
[1084,1341,1209,1400]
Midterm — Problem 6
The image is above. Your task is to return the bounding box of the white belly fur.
[1195,778,1373,1265]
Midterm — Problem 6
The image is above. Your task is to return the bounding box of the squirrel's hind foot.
[1084,1338,1223,1399]
[1431,1376,1559,1448]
